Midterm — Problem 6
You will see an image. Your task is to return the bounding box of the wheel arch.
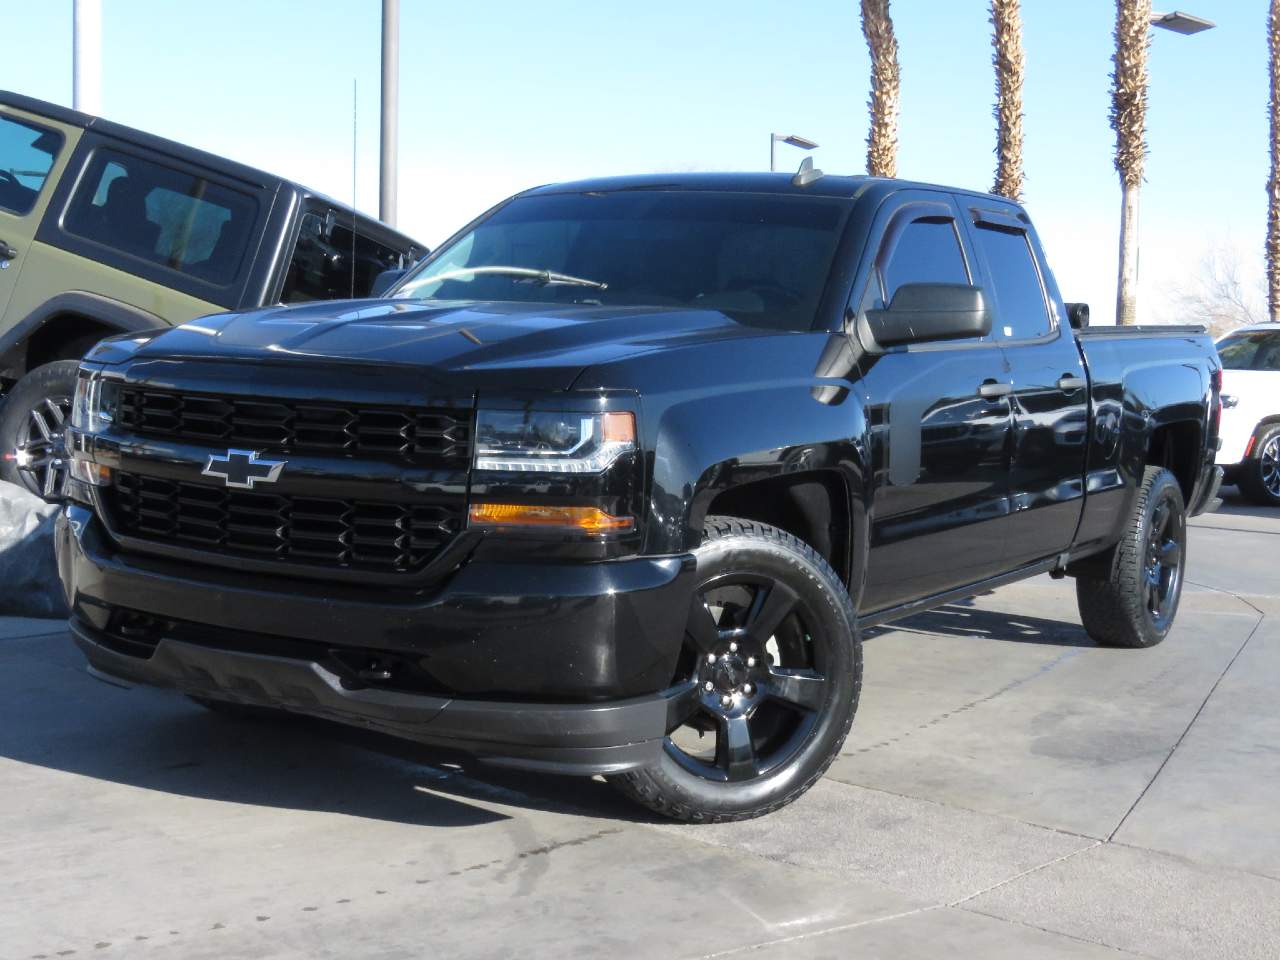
[1145,419,1202,505]
[1,293,166,378]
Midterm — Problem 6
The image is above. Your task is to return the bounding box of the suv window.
[1218,330,1280,371]
[64,148,256,286]
[881,218,970,302]
[282,211,409,302]
[974,224,1051,340]
[0,114,62,215]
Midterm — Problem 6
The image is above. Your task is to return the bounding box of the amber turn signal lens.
[601,411,636,444]
[469,503,634,532]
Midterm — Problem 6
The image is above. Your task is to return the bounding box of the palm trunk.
[990,0,1025,200]
[1117,182,1141,325]
[861,0,900,179]
[1111,0,1151,325]
[1268,0,1280,320]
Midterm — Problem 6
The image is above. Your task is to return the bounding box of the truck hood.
[108,299,777,391]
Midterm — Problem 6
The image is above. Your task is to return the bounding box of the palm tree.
[1111,0,1152,325]
[1268,0,1280,320]
[861,0,900,178]
[990,0,1025,200]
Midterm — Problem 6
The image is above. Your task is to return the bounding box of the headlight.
[69,370,119,435]
[475,410,635,473]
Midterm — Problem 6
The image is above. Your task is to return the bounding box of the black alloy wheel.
[609,516,860,822]
[1142,492,1184,632]
[664,574,832,783]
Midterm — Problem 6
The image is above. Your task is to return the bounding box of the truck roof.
[521,172,1022,206]
[0,89,417,246]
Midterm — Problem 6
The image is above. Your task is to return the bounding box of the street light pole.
[770,133,819,172]
[1112,6,1215,324]
[380,0,399,227]
[72,0,102,115]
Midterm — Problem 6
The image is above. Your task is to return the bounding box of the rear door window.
[282,209,410,302]
[973,224,1052,340]
[64,148,256,286]
[0,114,62,215]
[1218,331,1280,371]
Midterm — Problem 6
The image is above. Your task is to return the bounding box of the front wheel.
[608,516,861,822]
[0,360,80,498]
[1075,466,1187,648]
[1236,425,1280,507]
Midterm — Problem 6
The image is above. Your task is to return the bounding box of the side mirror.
[371,267,407,298]
[1065,302,1090,330]
[865,283,991,348]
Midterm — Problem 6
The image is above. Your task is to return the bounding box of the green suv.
[0,91,425,496]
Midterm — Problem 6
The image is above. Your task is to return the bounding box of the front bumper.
[57,506,698,775]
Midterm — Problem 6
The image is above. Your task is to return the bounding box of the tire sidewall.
[0,360,81,491]
[650,525,860,815]
[1132,471,1186,644]
[1242,426,1280,507]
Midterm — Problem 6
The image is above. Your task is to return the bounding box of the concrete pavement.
[0,488,1276,959]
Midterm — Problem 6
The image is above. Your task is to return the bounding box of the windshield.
[1218,330,1280,371]
[393,191,851,331]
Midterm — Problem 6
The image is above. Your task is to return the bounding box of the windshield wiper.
[407,265,608,291]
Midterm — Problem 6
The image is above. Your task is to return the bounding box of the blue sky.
[4,1,1268,323]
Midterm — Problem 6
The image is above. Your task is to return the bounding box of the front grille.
[115,387,471,464]
[104,472,461,575]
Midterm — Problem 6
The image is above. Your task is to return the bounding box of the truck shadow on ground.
[0,641,646,827]
[867,598,1094,647]
[1205,486,1279,524]
[1,592,1097,829]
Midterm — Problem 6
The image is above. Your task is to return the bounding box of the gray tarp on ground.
[0,481,68,618]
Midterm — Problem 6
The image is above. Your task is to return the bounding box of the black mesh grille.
[115,387,471,464]
[104,472,461,575]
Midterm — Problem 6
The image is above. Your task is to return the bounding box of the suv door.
[0,111,68,321]
[962,206,1087,568]
[855,194,1014,613]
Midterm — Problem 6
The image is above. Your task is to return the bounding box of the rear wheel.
[0,360,80,498]
[1237,426,1280,507]
[608,516,860,822]
[1075,466,1187,648]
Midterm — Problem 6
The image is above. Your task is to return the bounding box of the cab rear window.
[0,114,62,215]
[63,148,257,286]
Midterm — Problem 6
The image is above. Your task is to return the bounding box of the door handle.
[978,380,1013,399]
[1057,374,1087,392]
[0,240,16,261]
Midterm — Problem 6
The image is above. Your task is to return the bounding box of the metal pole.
[72,0,102,114]
[770,135,776,173]
[380,0,399,227]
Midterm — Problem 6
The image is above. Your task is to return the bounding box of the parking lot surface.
[2,491,1277,959]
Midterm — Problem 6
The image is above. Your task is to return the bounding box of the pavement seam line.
[959,905,1161,959]
[821,775,1104,842]
[682,904,946,959]
[947,840,1103,907]
[1106,612,1265,843]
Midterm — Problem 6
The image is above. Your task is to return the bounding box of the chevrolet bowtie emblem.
[202,449,287,489]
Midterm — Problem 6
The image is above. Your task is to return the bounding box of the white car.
[1217,324,1280,506]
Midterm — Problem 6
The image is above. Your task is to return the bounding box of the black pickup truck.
[54,173,1223,822]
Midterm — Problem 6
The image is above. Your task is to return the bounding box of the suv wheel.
[1075,466,1187,648]
[1237,425,1280,507]
[608,516,861,822]
[0,360,81,498]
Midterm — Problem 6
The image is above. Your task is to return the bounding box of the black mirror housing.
[865,283,992,348]
[371,267,407,299]
[1065,302,1090,330]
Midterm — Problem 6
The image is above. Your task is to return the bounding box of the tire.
[1236,425,1280,507]
[608,516,861,822]
[0,360,80,497]
[1075,467,1187,648]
